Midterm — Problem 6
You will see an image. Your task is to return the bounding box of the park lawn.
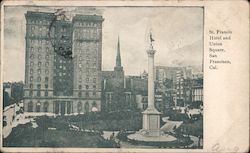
[3,123,116,147]
[75,118,142,131]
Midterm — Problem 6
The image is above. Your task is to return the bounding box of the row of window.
[192,95,203,101]
[29,47,51,53]
[30,61,50,67]
[30,54,50,60]
[30,76,49,82]
[78,91,97,97]
[30,25,50,31]
[28,39,52,45]
[75,22,101,27]
[74,31,100,40]
[78,77,97,83]
[29,90,49,97]
[27,101,49,112]
[74,41,100,47]
[77,101,98,114]
[30,67,49,75]
[78,56,97,61]
[27,19,51,25]
[78,84,97,89]
[27,100,99,113]
[54,58,72,64]
[78,62,97,68]
[56,72,71,77]
[29,83,48,89]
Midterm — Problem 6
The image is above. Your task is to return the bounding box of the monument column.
[141,32,162,137]
[147,48,156,110]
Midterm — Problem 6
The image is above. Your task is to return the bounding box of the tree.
[11,82,24,103]
[176,118,203,148]
[3,89,10,108]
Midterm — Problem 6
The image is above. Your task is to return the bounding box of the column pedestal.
[142,108,162,136]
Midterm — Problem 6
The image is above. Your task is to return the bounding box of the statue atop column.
[147,31,156,57]
[149,31,155,50]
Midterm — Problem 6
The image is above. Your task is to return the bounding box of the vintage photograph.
[2,6,204,149]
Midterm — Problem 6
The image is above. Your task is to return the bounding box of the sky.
[3,6,203,82]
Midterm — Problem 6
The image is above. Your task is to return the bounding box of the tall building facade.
[23,11,104,115]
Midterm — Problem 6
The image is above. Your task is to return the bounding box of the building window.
[31,47,34,52]
[86,85,89,89]
[30,54,34,59]
[29,84,33,89]
[45,84,48,88]
[30,69,33,74]
[54,102,59,114]
[86,78,89,82]
[45,62,49,67]
[37,77,41,82]
[93,78,96,83]
[37,84,41,89]
[38,62,42,67]
[45,70,49,74]
[38,47,41,53]
[67,102,71,114]
[30,76,33,81]
[46,55,49,59]
[29,90,33,96]
[30,62,34,66]
[92,101,97,107]
[45,91,48,97]
[38,69,41,74]
[79,85,82,89]
[78,92,82,97]
[84,102,89,113]
[43,101,49,112]
[45,77,49,83]
[36,102,41,112]
[37,91,41,97]
[38,55,42,60]
[28,101,33,112]
[93,85,96,89]
[86,92,89,97]
[93,92,96,96]
[77,102,82,114]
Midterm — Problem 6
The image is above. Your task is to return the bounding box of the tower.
[72,15,104,113]
[24,11,55,113]
[114,36,124,78]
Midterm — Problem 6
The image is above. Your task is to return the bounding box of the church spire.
[114,35,123,72]
[116,36,121,67]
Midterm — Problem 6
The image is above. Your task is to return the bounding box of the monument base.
[142,107,162,136]
[127,130,177,143]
